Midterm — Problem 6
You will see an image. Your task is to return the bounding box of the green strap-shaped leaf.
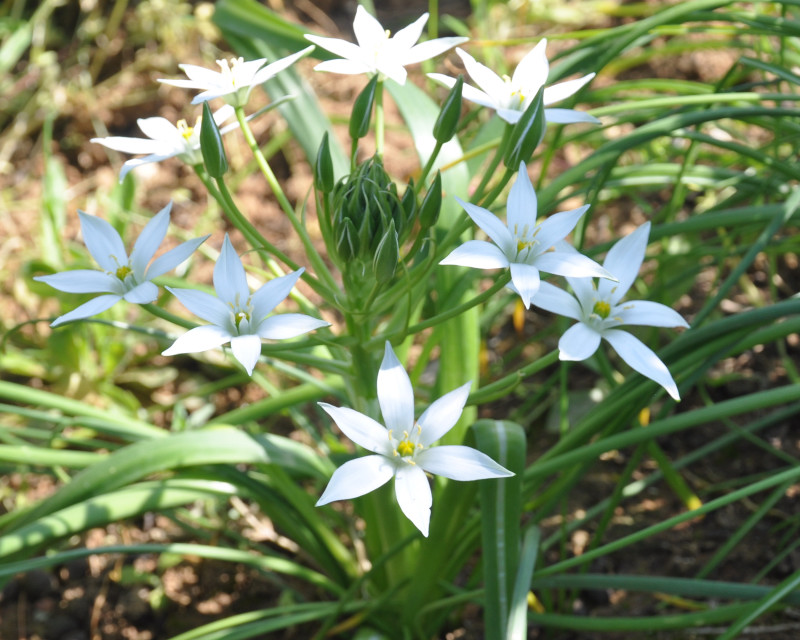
[506,526,541,640]
[473,419,526,640]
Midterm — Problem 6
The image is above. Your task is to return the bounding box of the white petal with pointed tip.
[50,294,121,327]
[507,162,537,232]
[544,108,601,125]
[533,281,583,321]
[34,270,121,294]
[130,204,171,279]
[251,269,304,321]
[79,212,128,273]
[231,333,263,375]
[377,342,414,433]
[214,235,250,306]
[616,300,690,329]
[318,403,393,456]
[509,261,541,308]
[543,73,595,105]
[455,197,514,256]
[147,235,209,280]
[395,464,432,537]
[416,445,513,480]
[439,240,509,269]
[316,455,396,505]
[417,382,471,446]
[599,222,649,303]
[166,287,232,327]
[603,329,680,400]
[257,313,329,340]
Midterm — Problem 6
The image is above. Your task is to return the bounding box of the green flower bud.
[350,75,379,140]
[503,86,546,170]
[200,101,229,178]
[314,132,334,193]
[373,221,399,284]
[433,75,463,144]
[419,171,442,230]
[336,216,359,262]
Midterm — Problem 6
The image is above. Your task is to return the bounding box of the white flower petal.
[34,270,121,294]
[535,250,611,280]
[119,154,176,182]
[416,445,513,480]
[122,281,158,304]
[558,322,602,361]
[316,455,396,505]
[603,329,680,400]
[565,274,598,309]
[313,58,374,76]
[305,35,370,66]
[213,235,250,306]
[532,281,583,321]
[78,212,128,273]
[600,222,649,304]
[616,300,689,329]
[162,324,232,356]
[318,403,393,455]
[390,12,428,50]
[402,36,467,65]
[507,162,537,232]
[377,342,415,433]
[376,62,408,85]
[136,117,182,143]
[439,240,509,269]
[129,203,171,280]
[495,107,525,124]
[251,268,303,321]
[543,72,595,105]
[417,381,472,446]
[256,313,329,340]
[544,108,601,125]
[455,196,514,256]
[253,46,314,84]
[511,39,549,97]
[147,234,209,280]
[50,294,122,327]
[509,261,541,308]
[534,205,590,250]
[166,286,232,327]
[91,135,166,155]
[394,464,432,537]
[230,333,263,375]
[177,62,230,85]
[456,48,508,104]
[353,5,387,52]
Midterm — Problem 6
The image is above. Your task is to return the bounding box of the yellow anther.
[115,265,132,280]
[593,300,611,319]
[517,239,535,253]
[397,440,415,456]
[177,119,194,141]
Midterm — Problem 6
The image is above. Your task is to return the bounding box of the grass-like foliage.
[2,0,800,638]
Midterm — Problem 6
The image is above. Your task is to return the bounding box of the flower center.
[217,57,244,87]
[592,300,611,319]
[177,119,194,141]
[116,265,132,280]
[234,310,250,329]
[390,424,423,461]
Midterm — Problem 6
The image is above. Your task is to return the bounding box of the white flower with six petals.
[35,203,208,327]
[162,234,329,376]
[428,41,598,125]
[532,222,689,400]
[92,105,235,182]
[316,342,513,537]
[305,7,467,85]
[441,162,615,308]
[158,47,314,106]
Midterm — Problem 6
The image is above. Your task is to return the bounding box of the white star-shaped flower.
[158,47,314,107]
[305,7,467,85]
[428,41,598,125]
[316,342,513,537]
[35,203,209,327]
[440,162,614,308]
[533,222,689,400]
[162,234,329,376]
[92,105,235,182]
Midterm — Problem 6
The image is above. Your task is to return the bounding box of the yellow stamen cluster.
[592,300,611,319]
[517,239,536,253]
[177,119,194,141]
[390,425,423,460]
[115,265,132,280]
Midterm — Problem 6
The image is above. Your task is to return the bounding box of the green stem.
[233,107,340,294]
[417,140,443,191]
[141,302,195,329]
[375,78,385,157]
[471,123,513,204]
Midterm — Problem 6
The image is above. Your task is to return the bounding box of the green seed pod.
[373,221,399,284]
[314,132,334,194]
[350,75,379,140]
[419,171,442,231]
[200,101,229,178]
[503,86,546,170]
[433,74,464,144]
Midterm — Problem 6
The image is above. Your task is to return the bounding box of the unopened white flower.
[305,6,467,85]
[441,162,614,308]
[316,342,512,537]
[34,203,208,327]
[533,222,689,400]
[429,41,598,125]
[158,47,314,106]
[92,105,235,182]
[162,234,329,376]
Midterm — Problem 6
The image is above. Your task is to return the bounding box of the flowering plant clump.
[19,5,738,639]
